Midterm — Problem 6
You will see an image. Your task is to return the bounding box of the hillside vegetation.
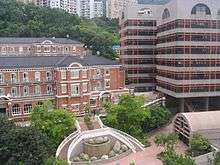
[0,0,119,59]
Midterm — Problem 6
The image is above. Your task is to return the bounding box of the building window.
[191,3,211,15]
[12,104,21,116]
[83,83,88,92]
[23,86,29,96]
[71,104,80,111]
[90,99,96,107]
[0,73,4,83]
[162,8,170,19]
[23,72,29,82]
[61,70,67,80]
[46,71,52,81]
[61,84,67,94]
[35,72,41,82]
[105,80,110,88]
[82,70,87,78]
[71,84,80,96]
[47,85,53,94]
[11,87,17,97]
[24,104,32,114]
[11,73,17,83]
[71,70,79,79]
[105,70,110,75]
[0,88,4,96]
[35,85,41,95]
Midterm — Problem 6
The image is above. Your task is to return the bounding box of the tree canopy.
[0,0,119,59]
[0,114,53,164]
[31,102,76,146]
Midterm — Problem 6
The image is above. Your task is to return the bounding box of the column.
[205,97,209,111]
[179,98,184,113]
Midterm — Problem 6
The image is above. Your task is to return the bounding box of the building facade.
[0,37,85,57]
[106,0,136,19]
[120,0,220,111]
[120,4,157,92]
[156,0,220,112]
[94,0,104,17]
[0,55,128,121]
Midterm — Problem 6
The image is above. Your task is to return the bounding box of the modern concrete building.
[76,0,95,18]
[0,55,128,121]
[156,0,220,112]
[94,0,104,17]
[120,3,158,92]
[106,0,136,19]
[120,0,220,111]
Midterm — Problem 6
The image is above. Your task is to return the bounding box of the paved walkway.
[78,117,101,131]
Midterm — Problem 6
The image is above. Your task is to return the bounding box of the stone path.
[78,117,101,131]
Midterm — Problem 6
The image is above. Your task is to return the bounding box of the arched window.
[191,3,211,15]
[12,104,21,116]
[162,8,170,20]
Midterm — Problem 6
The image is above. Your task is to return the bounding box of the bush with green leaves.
[214,152,220,165]
[189,134,212,157]
[31,101,76,146]
[162,150,195,165]
[142,105,171,132]
[154,133,179,152]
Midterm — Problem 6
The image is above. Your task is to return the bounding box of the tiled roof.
[0,37,82,44]
[137,0,170,5]
[0,55,119,69]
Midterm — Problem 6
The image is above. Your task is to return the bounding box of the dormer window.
[191,3,211,15]
[162,8,170,19]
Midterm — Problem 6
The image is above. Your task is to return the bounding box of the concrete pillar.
[179,98,185,113]
[205,97,209,111]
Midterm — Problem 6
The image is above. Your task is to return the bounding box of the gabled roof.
[0,55,119,69]
[0,37,82,45]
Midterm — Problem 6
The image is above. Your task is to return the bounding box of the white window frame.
[47,85,53,94]
[71,104,80,111]
[0,88,4,96]
[61,70,67,80]
[11,87,17,97]
[35,85,41,95]
[105,79,110,88]
[12,104,21,116]
[23,72,29,82]
[0,73,4,83]
[46,71,52,81]
[35,72,41,82]
[71,70,80,79]
[23,104,32,114]
[23,86,29,96]
[82,83,88,92]
[82,70,87,78]
[61,84,67,94]
[11,73,17,83]
[71,84,80,96]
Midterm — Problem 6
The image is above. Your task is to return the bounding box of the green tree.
[142,105,171,132]
[0,125,52,165]
[189,134,212,157]
[154,133,179,152]
[104,94,150,140]
[31,102,76,146]
[43,156,68,165]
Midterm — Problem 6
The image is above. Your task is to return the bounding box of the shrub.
[189,134,212,157]
[162,150,195,165]
[84,115,94,130]
[214,152,220,165]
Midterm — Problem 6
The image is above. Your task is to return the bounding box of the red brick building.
[0,37,85,56]
[0,55,128,121]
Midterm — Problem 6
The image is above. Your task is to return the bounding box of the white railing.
[75,120,81,131]
[111,128,145,151]
[56,130,80,157]
[143,97,166,107]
